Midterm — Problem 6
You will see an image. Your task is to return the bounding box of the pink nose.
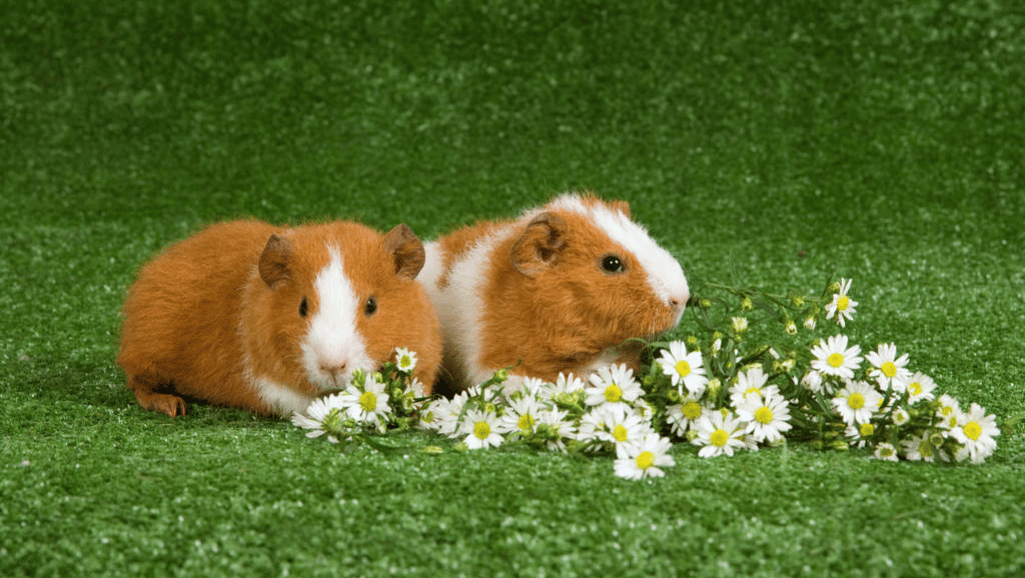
[320,361,349,383]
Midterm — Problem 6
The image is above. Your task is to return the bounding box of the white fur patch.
[421,230,511,387]
[551,194,689,318]
[255,376,314,416]
[301,248,374,389]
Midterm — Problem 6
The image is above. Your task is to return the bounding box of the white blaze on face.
[301,248,374,389]
[551,194,690,324]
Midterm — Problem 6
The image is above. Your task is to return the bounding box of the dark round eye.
[299,296,309,318]
[364,296,378,316]
[601,255,625,274]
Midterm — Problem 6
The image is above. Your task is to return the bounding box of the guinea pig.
[117,220,442,418]
[418,192,689,390]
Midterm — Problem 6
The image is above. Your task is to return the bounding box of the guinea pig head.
[249,223,429,395]
[509,195,689,348]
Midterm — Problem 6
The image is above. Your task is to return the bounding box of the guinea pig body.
[419,192,689,390]
[118,220,442,417]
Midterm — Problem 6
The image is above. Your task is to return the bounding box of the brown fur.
[117,220,442,417]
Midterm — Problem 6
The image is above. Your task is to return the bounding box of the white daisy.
[810,335,863,380]
[832,380,882,426]
[591,405,652,450]
[872,442,899,462]
[342,373,392,428]
[553,372,585,394]
[936,394,961,430]
[533,408,575,452]
[800,370,828,395]
[844,421,878,448]
[901,435,936,462]
[613,433,675,480]
[291,393,347,442]
[394,347,418,374]
[433,392,468,436]
[865,343,911,391]
[735,391,792,444]
[665,397,704,437]
[500,395,542,435]
[891,407,911,427]
[692,410,746,457]
[905,372,938,404]
[824,277,858,327]
[728,366,780,408]
[585,364,643,408]
[949,403,999,463]
[461,409,506,449]
[657,341,708,396]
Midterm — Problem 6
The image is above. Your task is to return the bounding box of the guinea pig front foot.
[127,375,187,417]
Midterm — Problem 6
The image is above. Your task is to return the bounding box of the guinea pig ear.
[383,224,426,279]
[258,234,293,288]
[511,212,568,277]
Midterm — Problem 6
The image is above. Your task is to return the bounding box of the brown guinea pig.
[117,220,442,417]
[418,192,690,391]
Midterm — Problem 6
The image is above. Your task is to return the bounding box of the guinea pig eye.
[364,295,378,317]
[601,255,625,274]
[299,297,309,318]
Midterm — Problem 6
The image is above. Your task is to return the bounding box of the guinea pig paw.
[136,392,187,417]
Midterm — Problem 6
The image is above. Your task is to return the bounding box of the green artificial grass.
[2,0,1023,576]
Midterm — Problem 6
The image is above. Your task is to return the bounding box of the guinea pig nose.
[320,360,349,382]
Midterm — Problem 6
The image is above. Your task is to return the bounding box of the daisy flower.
[824,277,858,327]
[553,372,585,394]
[800,370,828,395]
[891,408,911,427]
[291,393,347,442]
[342,373,392,428]
[394,347,418,374]
[591,405,653,450]
[902,435,936,462]
[500,395,542,435]
[433,392,468,436]
[810,335,863,380]
[936,394,961,430]
[844,421,877,448]
[832,380,882,426]
[692,410,746,458]
[949,403,999,463]
[585,364,643,408]
[614,433,675,480]
[872,443,899,462]
[533,408,575,452]
[657,341,708,396]
[461,409,506,449]
[735,391,792,444]
[728,366,780,408]
[665,396,704,437]
[905,372,938,404]
[865,343,911,391]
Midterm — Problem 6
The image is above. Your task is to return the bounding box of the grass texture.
[2,0,1023,576]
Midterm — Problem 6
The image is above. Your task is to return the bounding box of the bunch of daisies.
[292,279,1001,479]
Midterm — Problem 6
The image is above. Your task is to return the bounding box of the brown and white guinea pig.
[418,192,689,390]
[117,220,442,418]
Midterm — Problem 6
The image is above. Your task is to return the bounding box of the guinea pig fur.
[117,220,442,418]
[418,192,689,390]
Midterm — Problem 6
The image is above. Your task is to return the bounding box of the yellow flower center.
[473,421,491,440]
[604,384,623,403]
[881,361,897,378]
[613,425,629,443]
[754,407,774,425]
[920,440,935,458]
[878,445,895,458]
[963,422,982,441]
[837,296,850,311]
[847,393,865,410]
[635,451,655,470]
[827,353,845,368]
[859,422,875,437]
[359,392,377,412]
[682,401,702,420]
[517,413,535,431]
[710,429,729,447]
[909,382,922,395]
[675,360,691,377]
[399,355,413,368]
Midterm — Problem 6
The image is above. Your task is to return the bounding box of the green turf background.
[2,1,1023,576]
